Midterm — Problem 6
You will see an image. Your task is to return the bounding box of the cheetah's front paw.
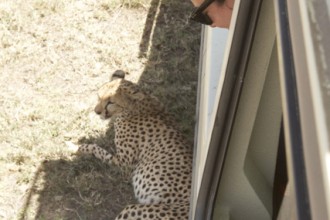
[65,141,80,153]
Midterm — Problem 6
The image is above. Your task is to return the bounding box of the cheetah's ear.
[110,70,126,81]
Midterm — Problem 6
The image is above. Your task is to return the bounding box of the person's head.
[190,0,234,28]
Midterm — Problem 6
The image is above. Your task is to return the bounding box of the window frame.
[191,0,263,219]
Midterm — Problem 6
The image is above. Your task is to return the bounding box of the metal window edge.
[192,0,263,219]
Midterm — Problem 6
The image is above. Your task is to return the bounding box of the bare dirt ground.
[0,0,200,219]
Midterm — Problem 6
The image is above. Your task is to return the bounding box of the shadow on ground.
[20,158,134,220]
[19,0,200,219]
[137,0,201,139]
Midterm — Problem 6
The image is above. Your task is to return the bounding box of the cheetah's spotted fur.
[76,73,193,219]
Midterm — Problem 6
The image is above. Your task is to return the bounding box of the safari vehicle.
[190,0,330,219]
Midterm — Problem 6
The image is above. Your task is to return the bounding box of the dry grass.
[0,0,200,219]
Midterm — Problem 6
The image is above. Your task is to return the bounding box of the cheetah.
[71,71,193,219]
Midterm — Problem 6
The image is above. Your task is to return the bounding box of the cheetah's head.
[94,71,149,119]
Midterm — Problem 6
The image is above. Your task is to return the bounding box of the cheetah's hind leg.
[66,141,113,164]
